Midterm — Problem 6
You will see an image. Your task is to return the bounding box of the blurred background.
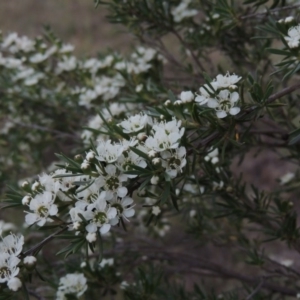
[0,0,132,55]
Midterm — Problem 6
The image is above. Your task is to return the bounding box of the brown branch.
[23,226,68,256]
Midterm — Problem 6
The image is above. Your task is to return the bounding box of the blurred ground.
[0,0,132,55]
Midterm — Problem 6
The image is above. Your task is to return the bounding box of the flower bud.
[86,151,95,161]
[152,158,161,166]
[31,181,40,191]
[86,232,97,243]
[151,175,159,185]
[23,256,37,270]
[22,195,31,206]
[74,154,83,162]
[21,181,29,189]
[164,99,171,106]
[148,150,157,158]
[7,277,22,292]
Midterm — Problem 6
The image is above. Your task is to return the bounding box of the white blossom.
[152,206,161,216]
[180,91,194,103]
[0,234,24,256]
[25,191,58,226]
[285,25,300,48]
[172,0,198,22]
[84,197,117,235]
[207,89,240,118]
[96,164,128,198]
[119,113,149,133]
[110,196,135,225]
[57,273,87,299]
[0,253,20,283]
[160,147,187,178]
[96,140,124,163]
[7,277,22,291]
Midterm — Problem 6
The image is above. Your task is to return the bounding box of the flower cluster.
[0,31,165,187]
[0,234,24,291]
[56,273,87,300]
[20,115,186,240]
[195,72,242,118]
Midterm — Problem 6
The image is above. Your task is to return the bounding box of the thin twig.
[171,30,206,74]
[23,226,68,256]
[246,277,265,300]
[240,3,300,20]
[10,119,80,140]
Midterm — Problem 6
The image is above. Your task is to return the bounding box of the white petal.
[25,213,38,225]
[121,197,133,206]
[216,110,227,118]
[49,205,58,216]
[86,223,97,233]
[100,224,111,234]
[230,92,239,103]
[229,107,240,115]
[107,207,117,219]
[124,209,135,218]
[207,99,219,108]
[117,187,128,197]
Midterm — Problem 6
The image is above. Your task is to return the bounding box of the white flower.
[84,197,117,235]
[152,206,161,216]
[0,234,24,256]
[96,164,128,198]
[39,173,60,194]
[285,25,300,48]
[86,232,97,243]
[116,150,147,178]
[285,16,294,23]
[25,191,58,226]
[195,82,218,105]
[23,256,37,267]
[56,56,77,73]
[151,176,159,185]
[180,91,194,103]
[22,195,31,205]
[160,147,187,178]
[208,89,240,118]
[171,0,198,22]
[96,140,124,163]
[7,277,22,291]
[60,44,74,53]
[280,172,295,185]
[57,273,87,298]
[0,253,20,283]
[213,72,242,89]
[119,113,149,133]
[110,196,135,225]
[99,258,114,268]
[204,148,219,164]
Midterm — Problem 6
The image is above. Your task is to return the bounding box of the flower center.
[0,266,11,280]
[112,203,124,214]
[94,212,107,225]
[106,176,119,190]
[38,206,48,217]
[219,100,231,112]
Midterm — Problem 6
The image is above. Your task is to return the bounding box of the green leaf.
[288,128,300,145]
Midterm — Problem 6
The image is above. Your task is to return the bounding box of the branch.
[240,4,300,20]
[266,82,300,104]
[23,226,68,256]
[246,277,265,300]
